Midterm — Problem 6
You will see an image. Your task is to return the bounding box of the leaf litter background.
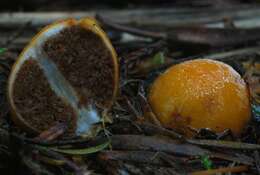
[0,0,260,174]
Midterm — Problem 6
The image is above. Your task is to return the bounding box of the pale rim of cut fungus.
[7,17,119,134]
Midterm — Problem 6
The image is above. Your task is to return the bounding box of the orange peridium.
[148,59,251,137]
[7,17,119,134]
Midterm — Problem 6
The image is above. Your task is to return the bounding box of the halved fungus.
[148,59,251,137]
[7,18,119,136]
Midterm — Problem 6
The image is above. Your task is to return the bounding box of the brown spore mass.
[12,59,76,133]
[43,26,115,108]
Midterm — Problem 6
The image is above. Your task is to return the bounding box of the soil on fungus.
[43,26,115,108]
[12,59,76,133]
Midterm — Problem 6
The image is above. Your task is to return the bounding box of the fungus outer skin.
[149,59,251,136]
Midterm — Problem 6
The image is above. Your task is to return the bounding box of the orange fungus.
[148,59,251,137]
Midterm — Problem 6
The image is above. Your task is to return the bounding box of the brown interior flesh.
[12,59,76,133]
[43,26,115,108]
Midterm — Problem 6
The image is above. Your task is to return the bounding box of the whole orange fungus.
[148,59,251,137]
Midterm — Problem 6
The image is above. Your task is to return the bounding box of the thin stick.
[97,14,260,47]
[34,122,68,142]
[36,146,83,175]
[96,14,166,39]
[189,165,248,175]
[186,139,260,150]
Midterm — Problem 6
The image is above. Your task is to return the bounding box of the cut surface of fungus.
[8,18,119,136]
[149,59,251,137]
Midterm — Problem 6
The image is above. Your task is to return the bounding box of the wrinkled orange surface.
[149,59,251,137]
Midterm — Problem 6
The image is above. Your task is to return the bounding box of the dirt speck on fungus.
[12,59,76,134]
[164,112,193,135]
[43,26,115,108]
